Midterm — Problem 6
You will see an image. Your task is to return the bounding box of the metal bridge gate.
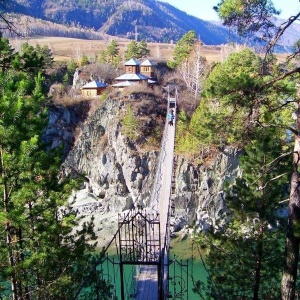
[118,208,162,299]
[116,207,188,300]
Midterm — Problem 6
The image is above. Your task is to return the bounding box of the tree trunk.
[281,101,300,300]
[1,146,19,300]
[253,221,263,300]
[18,227,31,300]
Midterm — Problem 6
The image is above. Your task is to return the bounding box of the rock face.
[63,99,158,212]
[53,98,159,245]
[172,149,241,233]
[46,98,241,246]
[72,68,87,90]
[43,101,90,156]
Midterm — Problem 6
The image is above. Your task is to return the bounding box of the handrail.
[73,91,177,300]
[149,113,169,213]
[161,95,177,299]
[72,209,132,300]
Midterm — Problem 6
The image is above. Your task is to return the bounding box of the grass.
[9,36,224,63]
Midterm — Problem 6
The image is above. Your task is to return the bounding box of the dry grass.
[120,83,164,98]
[50,93,88,106]
[8,36,290,65]
[8,36,223,63]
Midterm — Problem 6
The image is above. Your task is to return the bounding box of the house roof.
[125,58,141,66]
[141,59,155,66]
[112,81,137,87]
[81,80,107,89]
[148,79,157,84]
[115,73,149,81]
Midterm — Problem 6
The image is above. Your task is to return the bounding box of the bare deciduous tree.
[178,41,207,98]
[220,43,247,62]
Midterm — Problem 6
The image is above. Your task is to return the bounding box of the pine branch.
[278,198,290,204]
[264,151,295,169]
[258,173,288,191]
[253,120,298,135]
[264,12,300,58]
[264,67,300,89]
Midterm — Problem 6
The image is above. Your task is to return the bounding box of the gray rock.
[49,98,241,247]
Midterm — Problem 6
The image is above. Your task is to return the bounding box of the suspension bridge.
[73,91,195,300]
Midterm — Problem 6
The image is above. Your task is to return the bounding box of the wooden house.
[81,80,107,97]
[113,58,157,89]
[124,58,141,74]
[140,59,156,78]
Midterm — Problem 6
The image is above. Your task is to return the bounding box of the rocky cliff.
[172,149,241,235]
[45,97,241,247]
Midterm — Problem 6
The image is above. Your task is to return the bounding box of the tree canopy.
[214,0,280,37]
[0,36,101,300]
[191,1,300,299]
[168,30,196,69]
[124,40,150,61]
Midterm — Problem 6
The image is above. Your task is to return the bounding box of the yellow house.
[140,59,156,78]
[81,80,107,97]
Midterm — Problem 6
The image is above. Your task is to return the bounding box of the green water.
[89,255,208,299]
[85,238,209,299]
[168,254,208,299]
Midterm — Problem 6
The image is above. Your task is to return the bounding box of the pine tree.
[137,40,150,59]
[167,30,196,69]
[0,42,100,299]
[106,39,120,65]
[124,40,139,60]
[190,48,294,147]
[212,2,300,298]
[198,127,290,300]
[122,105,140,140]
[0,34,15,72]
[12,42,53,76]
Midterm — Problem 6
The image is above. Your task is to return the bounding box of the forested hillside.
[3,0,298,49]
[5,0,238,44]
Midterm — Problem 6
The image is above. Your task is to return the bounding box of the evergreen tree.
[106,39,121,66]
[175,111,200,155]
[98,40,121,67]
[12,42,53,76]
[122,105,140,140]
[189,48,294,147]
[79,54,89,66]
[124,40,150,61]
[197,127,289,300]
[167,30,196,69]
[98,49,107,64]
[137,40,150,59]
[214,0,279,38]
[213,2,300,298]
[0,41,100,299]
[124,40,139,60]
[35,43,54,69]
[107,40,119,59]
[0,34,15,72]
[60,59,78,85]
[67,59,78,75]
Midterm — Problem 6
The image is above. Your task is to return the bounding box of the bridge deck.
[135,112,175,299]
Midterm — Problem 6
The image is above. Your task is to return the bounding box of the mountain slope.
[6,0,299,48]
[7,0,239,44]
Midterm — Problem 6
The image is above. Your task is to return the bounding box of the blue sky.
[161,0,300,21]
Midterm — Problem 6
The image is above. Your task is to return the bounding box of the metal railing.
[74,91,180,300]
